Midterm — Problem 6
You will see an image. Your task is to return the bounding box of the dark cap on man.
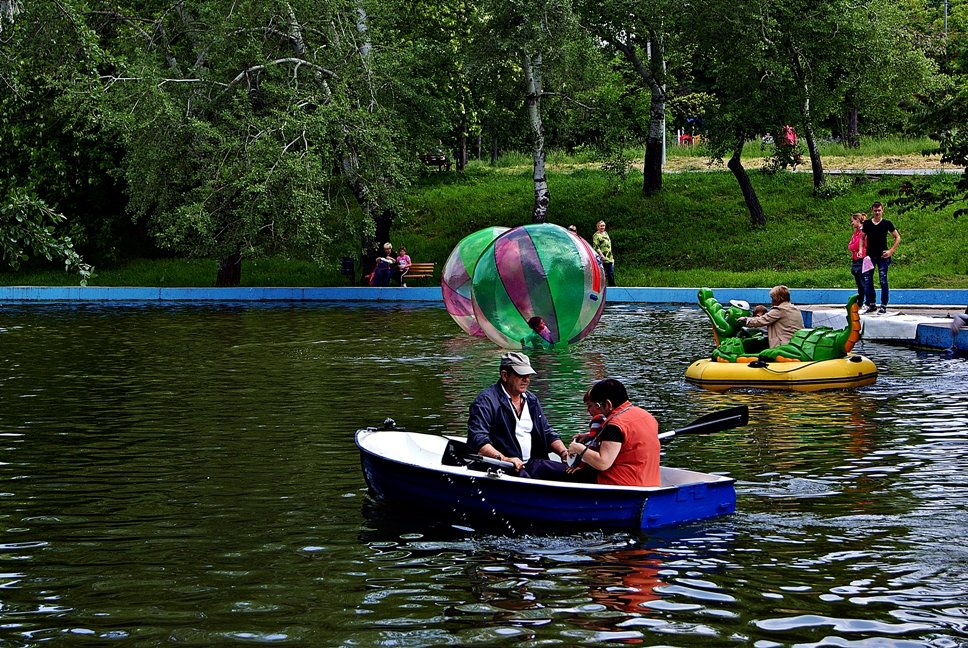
[500,351,537,376]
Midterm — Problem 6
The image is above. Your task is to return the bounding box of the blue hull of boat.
[356,430,736,530]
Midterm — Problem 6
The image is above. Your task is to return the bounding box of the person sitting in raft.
[742,304,769,335]
[738,285,804,348]
[522,316,554,349]
[466,352,569,479]
[566,378,661,487]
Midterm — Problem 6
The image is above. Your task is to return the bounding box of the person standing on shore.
[861,202,900,314]
[848,212,872,311]
[592,220,616,287]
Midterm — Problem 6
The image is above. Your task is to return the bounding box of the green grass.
[2,143,965,289]
[403,163,967,289]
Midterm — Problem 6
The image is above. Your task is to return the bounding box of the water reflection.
[583,549,665,613]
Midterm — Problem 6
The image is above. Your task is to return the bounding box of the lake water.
[1,303,966,646]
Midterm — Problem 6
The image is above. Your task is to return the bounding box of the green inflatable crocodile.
[698,288,862,363]
[697,287,768,357]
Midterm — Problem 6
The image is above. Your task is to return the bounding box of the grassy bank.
[402,163,967,289]
[3,142,966,289]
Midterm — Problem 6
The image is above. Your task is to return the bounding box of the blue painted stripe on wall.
[1,285,966,304]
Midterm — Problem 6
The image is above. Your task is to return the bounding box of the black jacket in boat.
[466,382,561,461]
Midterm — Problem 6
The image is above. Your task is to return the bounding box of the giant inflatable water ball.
[442,226,510,337]
[471,223,606,348]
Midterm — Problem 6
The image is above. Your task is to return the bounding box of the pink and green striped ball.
[470,223,606,348]
[441,227,510,337]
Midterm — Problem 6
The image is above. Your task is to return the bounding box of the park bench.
[419,153,451,171]
[402,262,436,285]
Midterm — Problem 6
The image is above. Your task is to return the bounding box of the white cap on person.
[500,351,537,376]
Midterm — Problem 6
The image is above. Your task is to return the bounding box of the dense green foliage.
[0,0,965,286]
[0,193,94,283]
[5,161,964,288]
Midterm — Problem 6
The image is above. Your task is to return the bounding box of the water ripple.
[2,304,967,645]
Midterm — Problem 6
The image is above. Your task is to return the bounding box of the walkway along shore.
[2,286,965,353]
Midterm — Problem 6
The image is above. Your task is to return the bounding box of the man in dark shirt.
[861,202,901,314]
[466,352,569,479]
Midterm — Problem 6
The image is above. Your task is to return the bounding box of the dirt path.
[494,152,962,175]
[662,152,954,173]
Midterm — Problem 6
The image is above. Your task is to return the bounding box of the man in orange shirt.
[567,378,660,487]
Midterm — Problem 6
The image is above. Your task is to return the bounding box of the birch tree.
[575,0,684,195]
[480,0,580,222]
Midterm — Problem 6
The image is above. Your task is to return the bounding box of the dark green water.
[1,303,966,646]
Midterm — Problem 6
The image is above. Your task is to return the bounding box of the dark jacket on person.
[467,382,560,461]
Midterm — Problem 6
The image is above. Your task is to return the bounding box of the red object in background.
[780,125,797,146]
[679,133,693,145]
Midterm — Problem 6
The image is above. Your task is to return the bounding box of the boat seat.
[442,438,468,467]
[441,438,512,474]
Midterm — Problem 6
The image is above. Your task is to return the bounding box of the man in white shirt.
[467,352,569,478]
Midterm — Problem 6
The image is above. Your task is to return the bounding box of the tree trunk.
[456,104,468,171]
[846,107,859,148]
[341,1,397,279]
[643,92,664,195]
[216,251,243,286]
[342,166,394,281]
[803,117,824,190]
[457,132,467,171]
[726,136,767,228]
[523,51,550,222]
[789,47,825,190]
[608,34,665,195]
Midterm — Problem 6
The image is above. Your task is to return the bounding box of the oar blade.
[670,405,749,437]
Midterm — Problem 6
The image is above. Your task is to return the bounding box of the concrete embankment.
[802,304,967,353]
[3,285,965,352]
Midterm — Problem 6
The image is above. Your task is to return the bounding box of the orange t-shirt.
[597,403,660,487]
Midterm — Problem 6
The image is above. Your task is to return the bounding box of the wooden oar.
[657,405,749,440]
[443,437,515,471]
[566,405,749,466]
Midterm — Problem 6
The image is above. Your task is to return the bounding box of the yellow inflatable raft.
[685,355,878,392]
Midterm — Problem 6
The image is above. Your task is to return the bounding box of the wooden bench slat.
[403,262,436,281]
[418,154,451,171]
